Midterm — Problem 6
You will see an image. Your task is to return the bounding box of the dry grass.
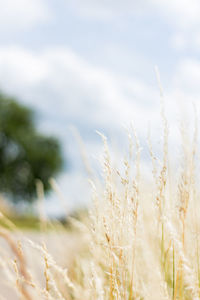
[0,110,200,300]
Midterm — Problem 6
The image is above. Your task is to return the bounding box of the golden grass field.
[0,107,200,300]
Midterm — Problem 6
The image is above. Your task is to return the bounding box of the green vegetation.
[0,92,63,203]
[0,215,67,231]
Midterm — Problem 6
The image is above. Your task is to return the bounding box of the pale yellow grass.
[0,109,200,300]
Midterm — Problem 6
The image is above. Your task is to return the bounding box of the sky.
[0,0,200,215]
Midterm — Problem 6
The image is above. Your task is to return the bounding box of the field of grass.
[0,109,200,299]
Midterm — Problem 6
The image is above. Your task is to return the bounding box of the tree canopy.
[0,93,63,203]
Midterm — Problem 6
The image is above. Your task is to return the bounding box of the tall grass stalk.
[0,109,200,299]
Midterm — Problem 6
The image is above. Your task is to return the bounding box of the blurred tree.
[0,92,63,203]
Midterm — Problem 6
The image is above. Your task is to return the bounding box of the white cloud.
[170,33,187,51]
[68,0,146,20]
[0,47,47,88]
[170,31,200,53]
[0,45,160,211]
[68,0,200,29]
[151,0,200,29]
[173,58,200,93]
[66,0,200,55]
[0,46,162,180]
[0,45,197,147]
[0,0,50,31]
[0,46,159,133]
[0,45,198,211]
[162,57,200,142]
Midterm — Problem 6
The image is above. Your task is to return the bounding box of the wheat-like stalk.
[0,110,200,299]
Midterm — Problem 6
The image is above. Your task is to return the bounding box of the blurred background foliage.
[0,92,63,204]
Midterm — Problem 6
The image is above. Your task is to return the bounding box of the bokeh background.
[0,0,199,216]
